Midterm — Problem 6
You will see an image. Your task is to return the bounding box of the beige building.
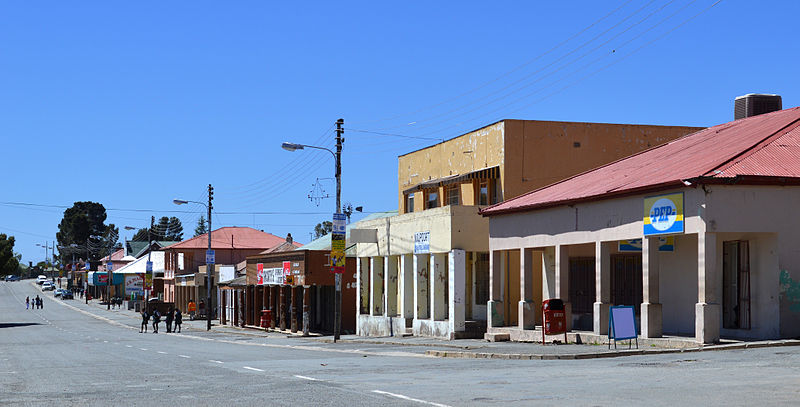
[482,105,800,344]
[354,119,701,339]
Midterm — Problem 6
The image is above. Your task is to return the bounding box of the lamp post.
[281,118,344,341]
[174,185,214,331]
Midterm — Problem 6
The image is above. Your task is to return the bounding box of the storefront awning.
[403,166,499,194]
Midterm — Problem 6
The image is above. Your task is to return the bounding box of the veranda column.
[642,237,663,338]
[448,249,466,336]
[413,254,429,320]
[594,241,612,335]
[370,257,384,316]
[385,256,398,317]
[302,285,310,337]
[697,232,720,343]
[399,254,414,321]
[555,244,571,330]
[355,257,364,336]
[519,248,536,330]
[488,250,504,327]
[431,253,447,321]
[290,286,298,333]
[279,285,286,330]
[270,285,277,329]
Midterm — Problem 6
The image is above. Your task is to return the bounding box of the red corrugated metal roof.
[161,227,290,250]
[482,107,800,216]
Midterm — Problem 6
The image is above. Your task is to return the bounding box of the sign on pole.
[106,262,113,272]
[146,261,153,272]
[330,213,346,274]
[257,263,264,285]
[206,249,215,264]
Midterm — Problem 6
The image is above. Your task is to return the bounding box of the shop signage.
[125,274,144,295]
[618,237,675,252]
[256,263,264,285]
[144,273,152,290]
[283,261,292,284]
[643,193,684,236]
[263,267,283,285]
[414,231,430,254]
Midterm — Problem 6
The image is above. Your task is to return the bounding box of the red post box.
[542,298,567,345]
[260,309,273,329]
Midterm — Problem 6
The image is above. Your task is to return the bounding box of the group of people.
[25,296,42,309]
[140,308,182,334]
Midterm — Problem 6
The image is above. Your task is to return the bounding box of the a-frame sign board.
[608,305,639,349]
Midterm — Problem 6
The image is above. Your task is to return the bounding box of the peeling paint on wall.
[779,270,800,312]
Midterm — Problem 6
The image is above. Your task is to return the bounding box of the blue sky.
[2,1,798,265]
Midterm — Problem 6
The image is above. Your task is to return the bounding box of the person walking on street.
[25,296,29,309]
[174,309,182,333]
[140,310,149,333]
[165,309,174,333]
[152,309,160,333]
[35,296,41,309]
[188,300,196,321]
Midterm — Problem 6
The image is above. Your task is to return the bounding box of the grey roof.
[127,241,181,258]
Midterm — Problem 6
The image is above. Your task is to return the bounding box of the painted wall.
[659,234,698,336]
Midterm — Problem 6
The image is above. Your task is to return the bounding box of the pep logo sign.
[643,192,684,236]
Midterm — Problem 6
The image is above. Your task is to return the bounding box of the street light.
[281,118,344,341]
[174,188,213,331]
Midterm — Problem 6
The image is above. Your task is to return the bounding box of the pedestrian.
[165,308,174,333]
[140,309,149,333]
[199,300,205,318]
[152,309,160,333]
[36,295,42,309]
[174,309,182,333]
[25,296,29,309]
[188,300,196,321]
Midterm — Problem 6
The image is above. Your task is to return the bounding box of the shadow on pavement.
[0,322,42,328]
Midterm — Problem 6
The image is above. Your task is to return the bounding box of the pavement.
[5,278,800,406]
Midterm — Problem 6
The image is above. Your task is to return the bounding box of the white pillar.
[413,254,429,320]
[555,244,572,330]
[594,241,611,335]
[399,254,414,319]
[642,237,663,338]
[449,249,466,335]
[431,253,447,321]
[488,250,504,327]
[542,247,556,300]
[356,257,365,318]
[385,256,398,317]
[519,248,536,330]
[696,232,720,344]
[370,257,384,316]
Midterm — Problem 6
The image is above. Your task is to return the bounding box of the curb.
[425,339,800,360]
[313,338,478,350]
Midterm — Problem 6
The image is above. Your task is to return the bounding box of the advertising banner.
[125,274,144,296]
[330,212,346,274]
[414,231,430,254]
[257,263,264,285]
[144,273,153,290]
[618,237,675,252]
[283,261,292,285]
[643,193,684,236]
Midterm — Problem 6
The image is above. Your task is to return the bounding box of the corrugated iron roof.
[161,227,289,250]
[482,107,800,216]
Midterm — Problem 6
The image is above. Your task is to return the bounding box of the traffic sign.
[206,250,215,264]
[146,261,153,272]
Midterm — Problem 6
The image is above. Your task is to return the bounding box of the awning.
[403,166,499,194]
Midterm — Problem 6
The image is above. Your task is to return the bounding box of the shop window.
[425,190,439,209]
[406,193,414,213]
[723,240,751,330]
[478,181,489,205]
[446,184,460,206]
[474,252,489,305]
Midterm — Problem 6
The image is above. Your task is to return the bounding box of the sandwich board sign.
[608,305,638,349]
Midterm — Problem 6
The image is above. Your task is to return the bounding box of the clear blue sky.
[2,1,798,265]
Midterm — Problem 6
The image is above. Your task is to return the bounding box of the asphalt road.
[2,280,800,406]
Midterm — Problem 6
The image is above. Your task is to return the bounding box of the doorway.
[569,257,595,331]
[611,254,643,310]
[723,240,751,330]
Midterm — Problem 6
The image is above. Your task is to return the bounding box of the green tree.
[131,216,183,242]
[314,221,332,239]
[56,201,117,262]
[194,216,208,237]
[131,228,149,242]
[0,234,20,277]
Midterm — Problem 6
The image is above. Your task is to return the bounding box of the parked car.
[61,290,74,300]
[42,281,55,291]
[54,288,64,297]
[4,275,20,281]
[36,275,47,285]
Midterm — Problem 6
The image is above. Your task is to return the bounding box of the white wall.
[659,234,697,336]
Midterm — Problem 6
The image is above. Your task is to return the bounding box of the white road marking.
[243,366,264,372]
[294,375,321,381]
[126,345,133,348]
[372,390,452,407]
[139,348,148,351]
[126,384,146,388]
[103,340,108,343]
[209,360,224,364]
[0,371,18,374]
[157,351,167,354]
[178,355,191,358]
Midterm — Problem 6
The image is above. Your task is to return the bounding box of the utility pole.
[145,215,154,307]
[207,184,214,331]
[85,238,90,305]
[334,118,343,342]
[106,236,113,311]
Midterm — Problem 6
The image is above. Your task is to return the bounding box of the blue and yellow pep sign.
[643,193,684,236]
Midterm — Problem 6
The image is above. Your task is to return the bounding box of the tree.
[131,216,183,242]
[56,202,117,262]
[194,216,208,237]
[314,221,332,239]
[0,234,19,277]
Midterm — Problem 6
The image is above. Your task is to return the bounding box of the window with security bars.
[474,252,489,305]
[446,184,460,206]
